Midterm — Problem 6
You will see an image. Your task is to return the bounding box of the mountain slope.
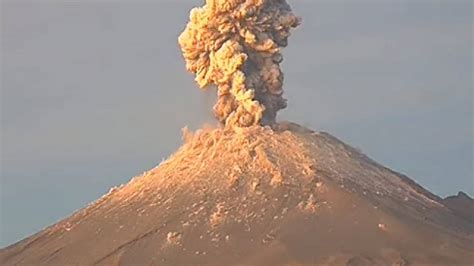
[443,192,474,224]
[1,123,473,265]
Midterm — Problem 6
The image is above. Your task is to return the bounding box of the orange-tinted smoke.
[179,0,300,127]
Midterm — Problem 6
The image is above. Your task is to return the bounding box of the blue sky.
[1,0,472,247]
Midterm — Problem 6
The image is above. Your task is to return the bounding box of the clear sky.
[1,0,472,247]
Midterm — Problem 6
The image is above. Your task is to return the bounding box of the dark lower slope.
[1,123,473,265]
[443,192,474,224]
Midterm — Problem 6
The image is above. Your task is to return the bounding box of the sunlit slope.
[1,123,472,265]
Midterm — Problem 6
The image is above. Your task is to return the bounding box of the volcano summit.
[1,124,473,265]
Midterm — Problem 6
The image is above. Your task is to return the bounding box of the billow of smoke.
[179,0,300,127]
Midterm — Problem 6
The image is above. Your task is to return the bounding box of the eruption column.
[179,0,300,127]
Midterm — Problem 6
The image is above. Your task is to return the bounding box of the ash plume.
[179,0,300,127]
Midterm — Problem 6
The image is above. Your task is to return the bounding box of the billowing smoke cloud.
[179,0,300,127]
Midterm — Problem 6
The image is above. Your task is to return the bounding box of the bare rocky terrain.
[1,122,473,265]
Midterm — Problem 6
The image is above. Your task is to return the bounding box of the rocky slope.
[1,123,473,265]
[443,192,474,224]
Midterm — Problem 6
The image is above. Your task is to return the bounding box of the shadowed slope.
[1,123,473,265]
[443,192,474,223]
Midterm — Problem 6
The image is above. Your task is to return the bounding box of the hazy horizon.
[1,0,472,247]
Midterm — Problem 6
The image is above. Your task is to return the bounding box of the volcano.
[1,122,473,265]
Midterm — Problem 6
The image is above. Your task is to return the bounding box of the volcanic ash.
[179,0,300,127]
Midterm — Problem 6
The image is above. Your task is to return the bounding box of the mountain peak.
[443,190,474,224]
[1,123,473,265]
[456,191,471,199]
